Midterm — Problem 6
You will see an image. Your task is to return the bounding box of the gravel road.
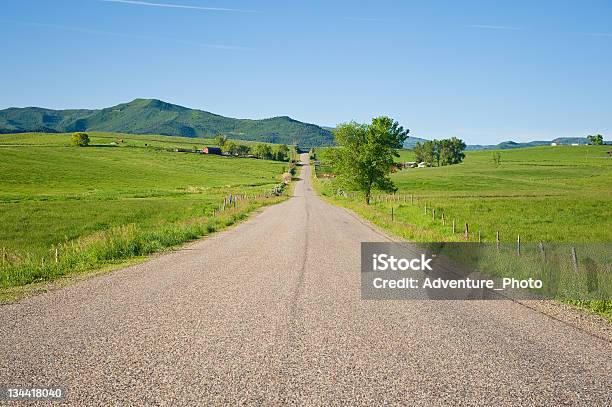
[0,154,610,406]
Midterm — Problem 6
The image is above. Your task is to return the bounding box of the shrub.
[71,132,90,147]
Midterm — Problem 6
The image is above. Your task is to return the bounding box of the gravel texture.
[0,154,610,406]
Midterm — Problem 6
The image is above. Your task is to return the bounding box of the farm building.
[201,146,222,155]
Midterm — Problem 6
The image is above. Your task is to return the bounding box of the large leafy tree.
[415,137,466,166]
[439,137,466,165]
[252,143,273,160]
[275,144,290,161]
[236,144,251,157]
[222,141,238,155]
[332,116,409,204]
[215,134,227,147]
[587,134,604,145]
[71,132,90,147]
[414,140,437,165]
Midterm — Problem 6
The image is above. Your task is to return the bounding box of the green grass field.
[318,145,612,243]
[0,132,288,291]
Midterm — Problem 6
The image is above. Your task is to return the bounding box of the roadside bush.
[71,132,90,147]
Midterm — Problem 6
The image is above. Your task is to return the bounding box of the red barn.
[201,147,222,155]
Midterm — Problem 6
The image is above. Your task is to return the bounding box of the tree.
[414,137,466,166]
[414,140,436,166]
[413,142,425,163]
[237,144,251,157]
[252,143,273,160]
[215,134,227,147]
[587,134,604,145]
[222,141,238,155]
[437,139,452,166]
[440,137,466,165]
[275,144,290,161]
[332,116,409,204]
[71,132,90,147]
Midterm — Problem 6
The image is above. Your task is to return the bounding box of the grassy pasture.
[0,132,288,291]
[318,145,612,243]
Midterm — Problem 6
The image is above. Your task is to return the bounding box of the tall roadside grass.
[0,195,284,291]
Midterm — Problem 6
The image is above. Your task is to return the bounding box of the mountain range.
[0,99,334,148]
[0,99,606,149]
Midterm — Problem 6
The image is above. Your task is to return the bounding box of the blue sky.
[1,0,611,144]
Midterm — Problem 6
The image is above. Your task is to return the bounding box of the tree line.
[215,135,292,161]
[413,138,466,167]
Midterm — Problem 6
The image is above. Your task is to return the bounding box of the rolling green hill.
[0,99,334,147]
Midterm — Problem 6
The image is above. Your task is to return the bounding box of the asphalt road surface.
[0,154,610,406]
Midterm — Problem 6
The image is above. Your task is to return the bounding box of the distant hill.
[465,137,602,151]
[466,140,549,151]
[403,136,428,149]
[0,99,334,148]
[401,136,609,151]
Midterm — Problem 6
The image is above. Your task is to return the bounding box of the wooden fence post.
[391,207,394,222]
[442,213,445,226]
[424,202,427,214]
[452,219,456,234]
[496,231,500,251]
[571,247,579,273]
[478,231,481,243]
[55,246,59,264]
[539,242,546,262]
[464,223,469,240]
[517,235,521,256]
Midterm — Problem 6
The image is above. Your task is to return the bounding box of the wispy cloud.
[2,20,252,50]
[467,24,522,31]
[98,0,256,13]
